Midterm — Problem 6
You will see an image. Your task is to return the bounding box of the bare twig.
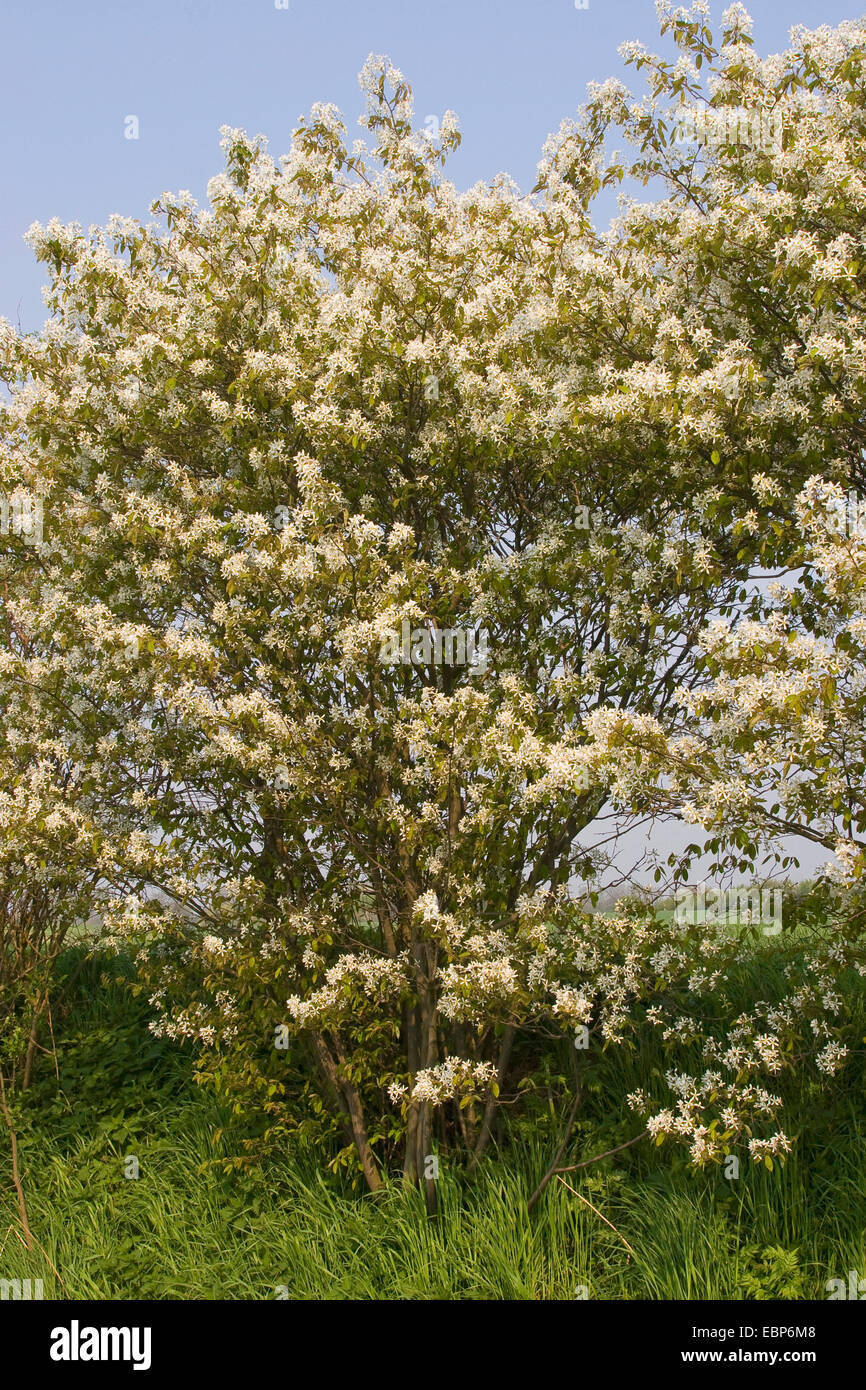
[556,1175,637,1260]
[0,1212,66,1291]
[0,1071,33,1251]
[556,1129,649,1175]
[467,1024,516,1172]
[526,1085,583,1212]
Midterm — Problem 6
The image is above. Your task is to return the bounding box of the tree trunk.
[402,1001,421,1180]
[467,1024,515,1172]
[22,1010,41,1091]
[418,1100,437,1218]
[416,944,439,1216]
[311,1030,383,1192]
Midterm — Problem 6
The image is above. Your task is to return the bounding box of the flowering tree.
[538,0,866,1168]
[0,501,106,1092]
[586,477,866,872]
[580,480,866,1163]
[547,1,866,510]
[2,7,866,1193]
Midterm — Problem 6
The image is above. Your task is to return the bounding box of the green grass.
[2,946,865,1300]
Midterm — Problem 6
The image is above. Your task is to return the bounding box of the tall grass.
[1,946,863,1300]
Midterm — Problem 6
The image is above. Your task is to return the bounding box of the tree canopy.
[3,3,866,1195]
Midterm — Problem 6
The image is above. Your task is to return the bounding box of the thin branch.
[0,1071,33,1251]
[555,1129,649,1175]
[556,1175,637,1260]
[526,1085,584,1212]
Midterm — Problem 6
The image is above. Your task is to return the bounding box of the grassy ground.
[2,946,865,1301]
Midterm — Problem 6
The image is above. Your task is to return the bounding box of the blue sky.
[2,0,863,330]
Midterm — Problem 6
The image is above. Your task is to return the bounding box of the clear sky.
[2,0,864,331]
